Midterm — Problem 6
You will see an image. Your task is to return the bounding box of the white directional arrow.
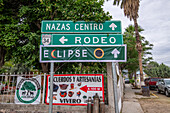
[111,49,120,58]
[59,36,68,44]
[109,23,117,30]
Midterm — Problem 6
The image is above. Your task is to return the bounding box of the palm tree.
[122,25,153,87]
[113,0,144,86]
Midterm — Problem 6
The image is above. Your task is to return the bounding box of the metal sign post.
[112,62,119,113]
[40,20,126,112]
[49,62,54,113]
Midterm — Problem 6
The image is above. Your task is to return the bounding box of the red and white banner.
[45,74,104,106]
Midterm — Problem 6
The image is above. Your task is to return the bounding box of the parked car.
[157,78,170,97]
[156,79,162,89]
[124,78,130,84]
[144,77,159,89]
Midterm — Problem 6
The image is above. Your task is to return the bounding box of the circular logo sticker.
[16,78,40,103]
[94,48,104,59]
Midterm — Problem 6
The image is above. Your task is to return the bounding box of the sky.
[103,0,170,67]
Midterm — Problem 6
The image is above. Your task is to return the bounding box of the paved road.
[138,89,170,113]
[151,89,170,99]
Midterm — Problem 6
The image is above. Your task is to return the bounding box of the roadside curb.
[132,88,159,99]
[151,93,159,98]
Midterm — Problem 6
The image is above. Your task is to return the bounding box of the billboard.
[45,74,104,106]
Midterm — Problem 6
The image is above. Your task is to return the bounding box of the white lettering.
[84,37,90,44]
[68,50,73,57]
[46,24,51,30]
[90,24,93,30]
[56,23,60,30]
[84,24,89,30]
[73,23,104,31]
[75,50,80,57]
[75,37,81,44]
[93,37,99,44]
[57,50,62,57]
[109,37,116,44]
[61,24,65,30]
[101,37,107,44]
[44,50,49,58]
[94,24,98,30]
[75,24,79,30]
[51,24,55,30]
[99,23,103,30]
[80,24,83,30]
[82,50,87,57]
[63,50,65,57]
[66,24,70,30]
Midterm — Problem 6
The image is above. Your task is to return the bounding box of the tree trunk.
[80,63,84,73]
[0,47,6,69]
[41,63,49,74]
[134,71,138,88]
[133,17,144,86]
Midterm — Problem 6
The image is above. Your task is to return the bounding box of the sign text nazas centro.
[41,20,121,33]
[45,23,104,31]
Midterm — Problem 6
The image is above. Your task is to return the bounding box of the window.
[151,78,159,82]
[165,80,170,85]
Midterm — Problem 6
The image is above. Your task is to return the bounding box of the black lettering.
[53,77,72,82]
[77,99,81,103]
[60,99,64,103]
[98,77,101,82]
[72,99,76,103]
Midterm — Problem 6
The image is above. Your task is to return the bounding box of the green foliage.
[120,25,153,75]
[144,62,170,78]
[129,79,135,84]
[113,0,139,20]
[55,62,106,74]
[0,61,31,73]
[0,0,112,73]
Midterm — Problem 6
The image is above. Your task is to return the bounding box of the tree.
[0,0,20,68]
[144,62,170,78]
[0,0,112,73]
[113,0,144,85]
[120,25,153,86]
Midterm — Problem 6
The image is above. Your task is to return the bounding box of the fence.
[0,72,108,105]
[0,73,46,104]
[0,70,124,113]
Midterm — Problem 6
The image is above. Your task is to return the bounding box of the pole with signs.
[40,20,126,113]
[49,63,54,113]
[112,62,119,113]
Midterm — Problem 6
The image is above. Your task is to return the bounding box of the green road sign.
[41,20,121,33]
[41,34,123,45]
[40,45,126,62]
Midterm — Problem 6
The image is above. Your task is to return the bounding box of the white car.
[157,78,170,97]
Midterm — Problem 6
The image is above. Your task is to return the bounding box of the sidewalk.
[122,84,144,113]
